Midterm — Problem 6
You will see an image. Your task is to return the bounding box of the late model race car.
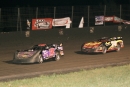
[81,37,124,54]
[12,43,64,64]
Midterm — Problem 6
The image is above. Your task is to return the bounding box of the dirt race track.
[0,26,130,81]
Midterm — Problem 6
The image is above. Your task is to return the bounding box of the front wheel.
[38,55,43,63]
[54,52,60,61]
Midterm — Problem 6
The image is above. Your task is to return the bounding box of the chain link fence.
[0,5,130,32]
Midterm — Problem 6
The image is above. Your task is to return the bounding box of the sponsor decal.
[18,51,36,58]
[42,48,55,58]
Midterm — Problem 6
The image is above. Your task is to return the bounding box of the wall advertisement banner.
[104,16,113,22]
[79,17,84,28]
[52,17,72,28]
[123,20,130,24]
[27,19,31,30]
[113,16,123,23]
[95,15,130,25]
[32,18,53,30]
[95,16,104,25]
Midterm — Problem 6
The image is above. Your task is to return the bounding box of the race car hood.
[83,41,102,48]
[17,50,37,58]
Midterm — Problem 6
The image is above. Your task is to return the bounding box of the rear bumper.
[81,48,96,53]
[81,48,103,53]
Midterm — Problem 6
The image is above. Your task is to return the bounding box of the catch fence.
[0,5,130,32]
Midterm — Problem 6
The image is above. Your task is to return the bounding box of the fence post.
[17,8,20,31]
[88,6,89,27]
[120,5,122,24]
[19,8,22,32]
[71,6,74,28]
[53,7,56,28]
[17,8,22,32]
[17,8,18,31]
[0,8,1,28]
[104,5,106,26]
[54,7,56,19]
[36,7,38,19]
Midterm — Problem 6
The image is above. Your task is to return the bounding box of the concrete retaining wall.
[0,25,130,48]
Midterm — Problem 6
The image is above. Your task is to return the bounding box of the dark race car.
[12,43,64,64]
[81,37,124,54]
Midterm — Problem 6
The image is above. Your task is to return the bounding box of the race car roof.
[38,44,46,46]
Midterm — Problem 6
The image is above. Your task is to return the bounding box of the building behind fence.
[0,5,130,32]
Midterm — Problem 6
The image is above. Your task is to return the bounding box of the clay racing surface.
[0,27,130,81]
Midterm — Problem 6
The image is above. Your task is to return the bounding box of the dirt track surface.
[0,27,130,81]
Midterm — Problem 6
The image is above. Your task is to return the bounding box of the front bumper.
[12,51,40,64]
[12,57,37,63]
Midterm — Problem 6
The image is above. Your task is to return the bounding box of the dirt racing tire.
[116,44,121,52]
[102,46,107,54]
[55,52,60,61]
[38,55,43,63]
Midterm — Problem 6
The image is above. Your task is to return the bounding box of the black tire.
[102,46,107,54]
[38,55,43,63]
[55,52,60,61]
[116,44,121,52]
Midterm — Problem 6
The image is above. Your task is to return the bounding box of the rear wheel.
[116,44,121,52]
[38,55,43,63]
[55,52,60,61]
[102,46,107,54]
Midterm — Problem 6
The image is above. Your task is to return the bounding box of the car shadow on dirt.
[3,59,57,65]
[74,50,117,55]
[3,60,38,65]
[75,50,118,55]
[74,51,101,55]
[3,60,13,64]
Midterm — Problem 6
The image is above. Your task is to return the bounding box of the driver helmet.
[52,44,56,47]
[45,46,49,50]
[60,43,63,46]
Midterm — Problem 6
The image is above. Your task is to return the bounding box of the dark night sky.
[0,0,130,7]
